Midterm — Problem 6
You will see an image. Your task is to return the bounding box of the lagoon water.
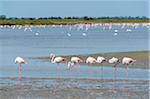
[0,25,149,80]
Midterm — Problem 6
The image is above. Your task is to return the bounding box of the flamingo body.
[15,56,26,80]
[96,56,106,63]
[108,57,119,64]
[122,57,136,65]
[71,57,83,64]
[86,56,97,64]
[50,54,65,64]
[15,56,26,64]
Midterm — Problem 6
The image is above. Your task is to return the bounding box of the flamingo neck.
[51,55,55,63]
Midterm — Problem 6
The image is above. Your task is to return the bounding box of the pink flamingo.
[108,57,119,79]
[86,56,97,64]
[49,53,66,64]
[15,56,27,80]
[96,56,106,70]
[69,56,83,69]
[49,53,66,78]
[122,57,137,79]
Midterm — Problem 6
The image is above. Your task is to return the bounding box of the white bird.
[68,56,83,69]
[122,57,136,79]
[35,33,39,36]
[15,56,27,64]
[108,57,119,79]
[15,56,27,80]
[49,53,65,64]
[96,56,106,64]
[86,56,97,64]
[113,33,118,36]
[70,56,83,64]
[108,57,119,67]
[67,33,71,37]
[82,33,87,36]
[122,57,137,66]
[126,29,132,32]
[114,30,118,33]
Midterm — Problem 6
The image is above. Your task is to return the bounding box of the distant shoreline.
[0,19,149,25]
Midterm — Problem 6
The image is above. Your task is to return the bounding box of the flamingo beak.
[132,60,137,62]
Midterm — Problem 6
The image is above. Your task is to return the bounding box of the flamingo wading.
[15,56,27,80]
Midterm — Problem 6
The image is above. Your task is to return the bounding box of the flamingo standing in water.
[96,56,106,80]
[96,56,106,70]
[49,53,66,78]
[122,57,137,66]
[108,57,119,79]
[122,57,137,79]
[86,56,97,64]
[108,57,119,67]
[68,56,83,69]
[15,56,27,80]
[49,53,66,64]
[85,56,97,74]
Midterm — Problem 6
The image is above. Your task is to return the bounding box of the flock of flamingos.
[14,54,137,80]
[2,23,149,80]
[15,54,137,69]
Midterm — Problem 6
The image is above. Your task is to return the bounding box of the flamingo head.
[129,59,137,63]
[15,61,18,64]
[49,53,55,58]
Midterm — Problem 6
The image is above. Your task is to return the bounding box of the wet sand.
[0,77,149,99]
[30,50,150,69]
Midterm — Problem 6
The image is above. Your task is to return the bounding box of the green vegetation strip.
[0,15,149,25]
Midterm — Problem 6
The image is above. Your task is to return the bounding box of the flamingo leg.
[19,64,22,80]
[56,63,61,78]
[101,63,103,71]
[101,63,103,81]
[114,64,117,80]
[75,63,80,69]
[126,65,128,80]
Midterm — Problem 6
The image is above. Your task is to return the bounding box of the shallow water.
[0,24,149,80]
[0,78,149,99]
[0,63,149,80]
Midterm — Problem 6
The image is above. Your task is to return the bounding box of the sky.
[0,0,149,18]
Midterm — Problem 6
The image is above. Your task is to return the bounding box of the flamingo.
[113,33,118,36]
[96,56,106,70]
[67,33,71,37]
[70,56,83,64]
[108,57,119,79]
[86,56,97,64]
[96,56,106,79]
[49,53,66,64]
[96,56,106,64]
[126,29,132,32]
[122,57,137,66]
[35,32,39,36]
[70,56,83,68]
[49,53,66,78]
[122,57,137,79]
[82,33,87,36]
[108,57,119,67]
[114,30,118,33]
[15,56,27,80]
